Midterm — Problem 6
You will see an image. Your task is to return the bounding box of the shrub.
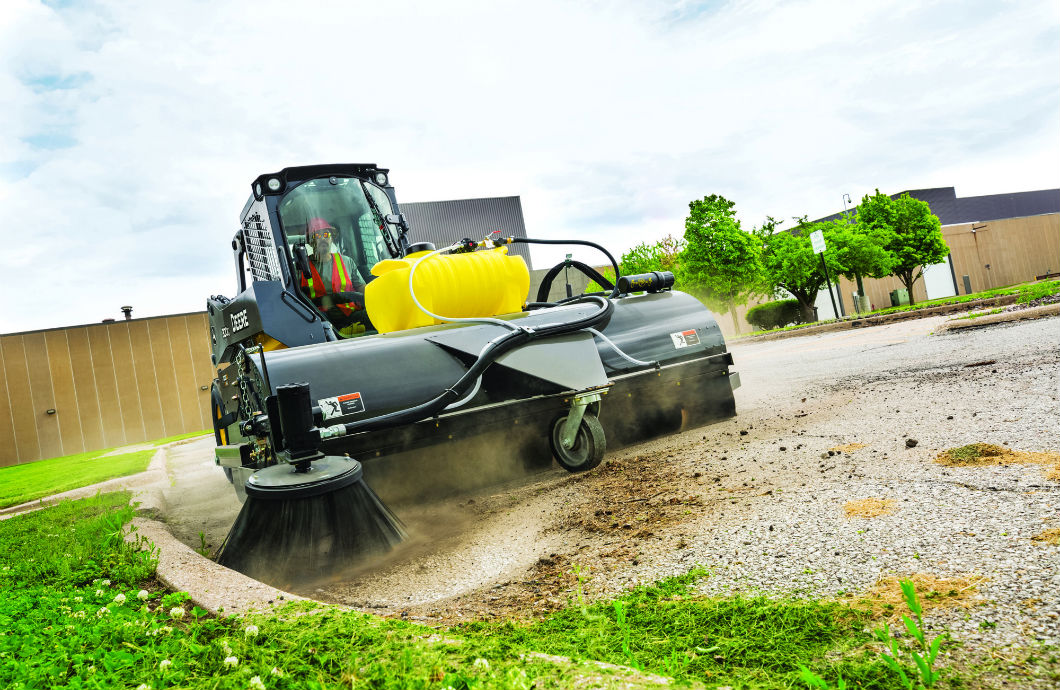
[746,299,804,330]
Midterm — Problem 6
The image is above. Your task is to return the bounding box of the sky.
[1,0,1058,333]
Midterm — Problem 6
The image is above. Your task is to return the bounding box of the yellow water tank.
[365,246,530,334]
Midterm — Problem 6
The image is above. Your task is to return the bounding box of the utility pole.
[841,193,865,300]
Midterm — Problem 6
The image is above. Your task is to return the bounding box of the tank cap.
[406,242,436,255]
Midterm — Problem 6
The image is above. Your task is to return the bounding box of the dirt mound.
[572,454,705,537]
[845,573,986,621]
[1031,528,1060,546]
[843,497,895,518]
[935,444,1060,476]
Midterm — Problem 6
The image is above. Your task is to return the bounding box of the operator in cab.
[300,217,368,337]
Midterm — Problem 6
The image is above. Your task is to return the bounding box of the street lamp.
[841,193,865,310]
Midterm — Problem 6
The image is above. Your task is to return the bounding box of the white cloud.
[0,0,1057,331]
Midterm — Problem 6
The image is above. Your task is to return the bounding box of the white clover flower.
[2,566,10,571]
[169,607,185,620]
[73,611,85,619]
[113,593,126,604]
[102,579,111,586]
[249,676,266,690]
[223,656,239,668]
[244,624,259,638]
[137,590,149,601]
[270,667,283,677]
[95,589,104,597]
[136,684,150,690]
[159,659,172,670]
[74,596,83,603]
[473,658,490,670]
[87,665,96,674]
[96,607,109,617]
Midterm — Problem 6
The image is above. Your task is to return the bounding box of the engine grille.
[242,211,282,282]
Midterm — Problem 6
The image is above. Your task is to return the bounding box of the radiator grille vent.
[242,212,282,282]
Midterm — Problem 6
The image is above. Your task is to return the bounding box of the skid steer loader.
[206,164,739,578]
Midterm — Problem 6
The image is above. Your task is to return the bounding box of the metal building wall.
[0,313,214,467]
[399,196,534,269]
[828,213,1060,310]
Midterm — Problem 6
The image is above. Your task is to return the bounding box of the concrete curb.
[731,293,1024,344]
[127,517,306,618]
[934,301,1060,332]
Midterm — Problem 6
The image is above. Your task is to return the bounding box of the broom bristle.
[217,477,406,585]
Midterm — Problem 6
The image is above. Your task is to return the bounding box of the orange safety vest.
[301,254,359,315]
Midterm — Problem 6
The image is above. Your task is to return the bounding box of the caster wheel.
[549,413,606,472]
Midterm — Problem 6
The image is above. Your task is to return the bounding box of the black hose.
[532,260,616,304]
[509,238,621,299]
[339,295,614,435]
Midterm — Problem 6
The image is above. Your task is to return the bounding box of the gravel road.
[156,312,1060,658]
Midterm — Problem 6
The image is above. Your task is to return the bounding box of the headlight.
[267,177,282,192]
[374,172,388,186]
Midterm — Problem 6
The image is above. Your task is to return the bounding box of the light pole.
[842,193,867,309]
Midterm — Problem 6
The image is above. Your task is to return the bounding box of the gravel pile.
[584,316,1059,651]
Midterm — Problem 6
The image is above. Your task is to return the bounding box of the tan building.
[0,313,215,467]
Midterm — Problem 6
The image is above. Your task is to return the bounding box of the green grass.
[865,279,1059,317]
[457,570,898,688]
[0,431,209,509]
[0,493,654,689]
[0,449,155,509]
[12,492,1030,689]
[954,308,1005,321]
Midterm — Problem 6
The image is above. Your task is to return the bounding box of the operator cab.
[261,167,410,338]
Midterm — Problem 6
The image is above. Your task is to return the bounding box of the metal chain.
[235,348,254,421]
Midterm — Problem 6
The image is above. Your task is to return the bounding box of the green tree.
[857,190,948,305]
[589,235,685,292]
[824,217,895,297]
[759,217,843,322]
[680,195,762,334]
[620,234,684,275]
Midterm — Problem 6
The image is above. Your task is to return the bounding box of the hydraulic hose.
[508,237,622,300]
[586,327,658,368]
[328,294,614,437]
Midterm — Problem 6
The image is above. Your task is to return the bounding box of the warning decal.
[670,329,701,349]
[318,392,365,420]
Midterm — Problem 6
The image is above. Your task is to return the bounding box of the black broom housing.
[216,457,406,585]
[217,382,406,585]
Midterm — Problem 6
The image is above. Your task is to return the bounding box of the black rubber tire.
[549,413,606,472]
